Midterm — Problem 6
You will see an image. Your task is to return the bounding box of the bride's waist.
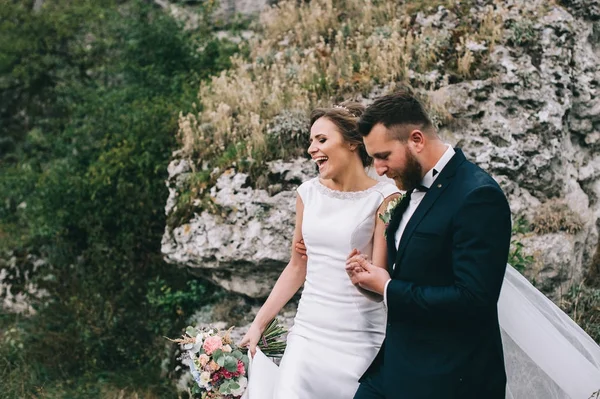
[300,284,369,303]
[295,294,385,319]
[291,307,386,343]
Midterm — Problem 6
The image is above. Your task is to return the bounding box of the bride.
[240,102,600,398]
[239,101,400,399]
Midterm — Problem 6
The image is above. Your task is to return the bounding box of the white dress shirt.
[384,145,455,307]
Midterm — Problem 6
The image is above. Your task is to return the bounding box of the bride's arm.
[352,193,402,302]
[240,195,307,353]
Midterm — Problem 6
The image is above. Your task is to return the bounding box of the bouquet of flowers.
[169,319,286,398]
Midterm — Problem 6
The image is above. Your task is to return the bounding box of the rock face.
[163,0,600,300]
[441,2,600,298]
[162,158,315,297]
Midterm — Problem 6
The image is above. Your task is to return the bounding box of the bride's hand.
[238,323,263,357]
[346,249,368,275]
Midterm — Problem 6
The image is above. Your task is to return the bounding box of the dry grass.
[530,199,584,235]
[456,36,475,78]
[403,0,460,14]
[560,281,600,343]
[178,0,509,171]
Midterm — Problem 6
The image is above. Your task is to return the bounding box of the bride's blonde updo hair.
[309,101,372,167]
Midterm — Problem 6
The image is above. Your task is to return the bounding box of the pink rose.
[203,336,223,355]
[237,359,245,376]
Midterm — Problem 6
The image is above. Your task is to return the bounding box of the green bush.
[0,0,236,395]
[508,217,535,273]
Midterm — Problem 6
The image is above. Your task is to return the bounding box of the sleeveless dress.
[272,178,400,399]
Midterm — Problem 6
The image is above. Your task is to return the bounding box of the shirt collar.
[420,145,455,189]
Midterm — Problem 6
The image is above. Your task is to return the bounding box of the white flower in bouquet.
[222,344,232,353]
[199,371,211,387]
[182,334,203,354]
[193,334,203,353]
[231,376,248,396]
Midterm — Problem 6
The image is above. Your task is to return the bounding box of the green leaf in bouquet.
[241,354,249,369]
[212,349,223,361]
[230,382,240,390]
[216,355,226,367]
[186,326,199,337]
[224,355,238,372]
[219,381,231,394]
[232,350,243,359]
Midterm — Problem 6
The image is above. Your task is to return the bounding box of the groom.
[347,90,512,398]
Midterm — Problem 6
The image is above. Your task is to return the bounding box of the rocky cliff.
[162,0,600,305]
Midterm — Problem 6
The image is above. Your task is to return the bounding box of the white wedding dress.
[273,177,399,399]
[245,178,600,399]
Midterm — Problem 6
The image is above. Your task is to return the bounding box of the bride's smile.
[312,156,328,169]
[308,116,354,181]
[307,116,373,191]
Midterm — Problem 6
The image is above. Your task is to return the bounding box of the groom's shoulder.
[455,158,504,196]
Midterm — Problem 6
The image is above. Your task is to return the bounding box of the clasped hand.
[345,249,390,296]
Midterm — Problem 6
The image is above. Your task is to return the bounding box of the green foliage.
[0,0,237,395]
[507,19,539,47]
[509,241,534,273]
[509,217,535,273]
[147,278,212,336]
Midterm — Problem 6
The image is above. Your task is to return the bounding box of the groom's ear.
[408,129,425,152]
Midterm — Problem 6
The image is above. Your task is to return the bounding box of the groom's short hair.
[358,89,434,140]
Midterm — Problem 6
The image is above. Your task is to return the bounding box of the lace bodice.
[312,179,393,200]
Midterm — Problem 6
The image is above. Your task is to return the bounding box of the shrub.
[530,199,584,235]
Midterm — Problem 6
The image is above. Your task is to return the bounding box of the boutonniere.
[378,194,405,237]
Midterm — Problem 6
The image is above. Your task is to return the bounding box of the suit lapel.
[392,149,466,276]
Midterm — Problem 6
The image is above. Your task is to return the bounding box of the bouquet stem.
[255,319,287,357]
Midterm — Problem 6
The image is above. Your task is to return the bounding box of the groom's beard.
[397,150,423,191]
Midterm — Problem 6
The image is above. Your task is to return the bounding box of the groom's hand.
[294,239,307,260]
[345,254,390,295]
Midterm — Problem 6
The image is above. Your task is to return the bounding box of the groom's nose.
[374,159,387,176]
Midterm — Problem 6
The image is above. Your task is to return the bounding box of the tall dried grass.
[179,0,508,175]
